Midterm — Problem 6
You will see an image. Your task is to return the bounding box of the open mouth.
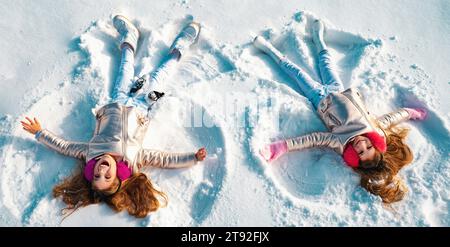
[99,162,110,168]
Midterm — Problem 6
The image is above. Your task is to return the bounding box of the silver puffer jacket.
[286,88,411,154]
[36,102,197,173]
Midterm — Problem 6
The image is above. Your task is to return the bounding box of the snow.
[0,0,449,226]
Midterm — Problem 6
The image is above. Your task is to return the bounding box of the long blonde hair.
[53,166,167,218]
[355,127,413,203]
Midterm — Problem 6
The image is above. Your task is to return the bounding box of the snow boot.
[253,36,285,63]
[113,15,140,53]
[311,19,326,52]
[168,22,201,60]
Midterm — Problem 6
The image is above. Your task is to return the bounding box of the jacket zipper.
[122,106,127,156]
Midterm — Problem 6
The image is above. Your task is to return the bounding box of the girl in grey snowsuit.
[254,20,427,203]
[21,15,207,218]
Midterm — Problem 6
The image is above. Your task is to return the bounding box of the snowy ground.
[0,0,449,226]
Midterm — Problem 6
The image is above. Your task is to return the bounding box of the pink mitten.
[405,107,427,121]
[259,140,288,162]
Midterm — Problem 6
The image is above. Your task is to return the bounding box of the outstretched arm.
[136,147,207,169]
[260,132,339,162]
[377,107,426,129]
[21,117,88,160]
[286,131,340,152]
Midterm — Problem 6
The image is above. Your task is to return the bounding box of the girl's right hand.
[195,147,207,161]
[259,140,288,162]
[20,117,42,135]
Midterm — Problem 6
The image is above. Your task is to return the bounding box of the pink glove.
[259,140,288,162]
[404,107,427,121]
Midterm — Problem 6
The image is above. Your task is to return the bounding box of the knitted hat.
[342,131,387,168]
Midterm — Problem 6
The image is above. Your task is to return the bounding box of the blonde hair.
[53,166,167,218]
[355,127,413,203]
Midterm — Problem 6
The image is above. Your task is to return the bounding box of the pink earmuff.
[84,159,97,181]
[117,161,131,181]
[342,144,360,168]
[364,132,387,153]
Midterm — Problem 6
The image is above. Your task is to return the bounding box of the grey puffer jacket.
[286,88,411,154]
[35,102,197,174]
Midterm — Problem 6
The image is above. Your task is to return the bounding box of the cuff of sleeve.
[193,154,199,164]
[401,108,412,119]
[34,130,43,140]
[285,139,294,152]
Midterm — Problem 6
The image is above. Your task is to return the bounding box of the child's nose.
[360,142,368,149]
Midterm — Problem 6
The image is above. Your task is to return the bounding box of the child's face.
[91,155,117,191]
[352,135,376,162]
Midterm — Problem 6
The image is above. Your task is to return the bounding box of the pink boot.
[259,140,288,162]
[405,107,427,121]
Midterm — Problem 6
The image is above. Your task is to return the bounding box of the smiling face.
[91,154,118,191]
[352,135,376,162]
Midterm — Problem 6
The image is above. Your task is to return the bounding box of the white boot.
[311,19,326,52]
[169,22,201,59]
[253,36,285,63]
[113,15,140,53]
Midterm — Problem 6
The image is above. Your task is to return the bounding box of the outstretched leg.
[312,20,344,92]
[133,22,201,108]
[143,51,181,93]
[111,44,135,101]
[111,15,139,102]
[253,36,325,108]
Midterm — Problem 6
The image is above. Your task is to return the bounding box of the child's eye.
[94,175,100,178]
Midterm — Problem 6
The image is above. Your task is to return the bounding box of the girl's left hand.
[20,117,42,135]
[195,147,207,161]
[405,107,427,121]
